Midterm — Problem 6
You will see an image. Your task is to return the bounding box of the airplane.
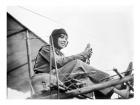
[7,13,134,99]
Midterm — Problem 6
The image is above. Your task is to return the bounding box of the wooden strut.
[113,68,134,91]
[49,44,52,99]
[25,30,35,96]
[65,75,133,98]
[31,75,133,99]
[50,35,60,99]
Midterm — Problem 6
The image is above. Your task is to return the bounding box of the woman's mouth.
[61,43,65,46]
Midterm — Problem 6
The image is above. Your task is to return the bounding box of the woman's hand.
[82,43,93,59]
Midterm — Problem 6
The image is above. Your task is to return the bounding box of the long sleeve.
[39,45,86,68]
[39,45,55,68]
[56,53,86,67]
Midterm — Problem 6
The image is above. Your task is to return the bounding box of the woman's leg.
[58,60,113,97]
[58,59,110,82]
[56,59,132,99]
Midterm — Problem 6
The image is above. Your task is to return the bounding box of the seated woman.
[32,28,130,99]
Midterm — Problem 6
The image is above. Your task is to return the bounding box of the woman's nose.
[62,39,67,42]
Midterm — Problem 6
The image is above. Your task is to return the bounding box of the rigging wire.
[18,6,67,28]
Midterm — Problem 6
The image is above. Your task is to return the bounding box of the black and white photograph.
[6,4,134,100]
[1,0,140,104]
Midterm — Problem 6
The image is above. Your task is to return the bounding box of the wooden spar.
[113,68,134,91]
[25,30,34,95]
[49,44,52,98]
[66,75,133,97]
[30,75,133,99]
[50,35,60,99]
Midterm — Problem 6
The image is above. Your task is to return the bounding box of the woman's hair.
[49,28,68,49]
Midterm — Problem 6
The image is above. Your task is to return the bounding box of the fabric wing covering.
[7,13,47,92]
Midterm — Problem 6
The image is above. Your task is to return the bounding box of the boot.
[124,62,133,76]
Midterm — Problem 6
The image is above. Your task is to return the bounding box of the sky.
[7,5,133,98]
[8,5,133,73]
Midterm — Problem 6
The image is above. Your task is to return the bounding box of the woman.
[32,28,130,99]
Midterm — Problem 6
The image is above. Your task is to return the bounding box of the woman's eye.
[60,36,64,38]
[60,34,68,40]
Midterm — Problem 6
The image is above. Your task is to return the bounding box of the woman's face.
[57,34,68,49]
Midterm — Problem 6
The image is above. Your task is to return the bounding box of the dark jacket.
[34,44,86,74]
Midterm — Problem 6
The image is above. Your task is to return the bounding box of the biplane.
[7,12,134,99]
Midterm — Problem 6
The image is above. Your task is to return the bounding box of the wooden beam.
[113,68,134,91]
[66,75,133,97]
[7,59,36,74]
[29,75,133,99]
[25,30,34,95]
[7,29,27,38]
[25,30,34,78]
